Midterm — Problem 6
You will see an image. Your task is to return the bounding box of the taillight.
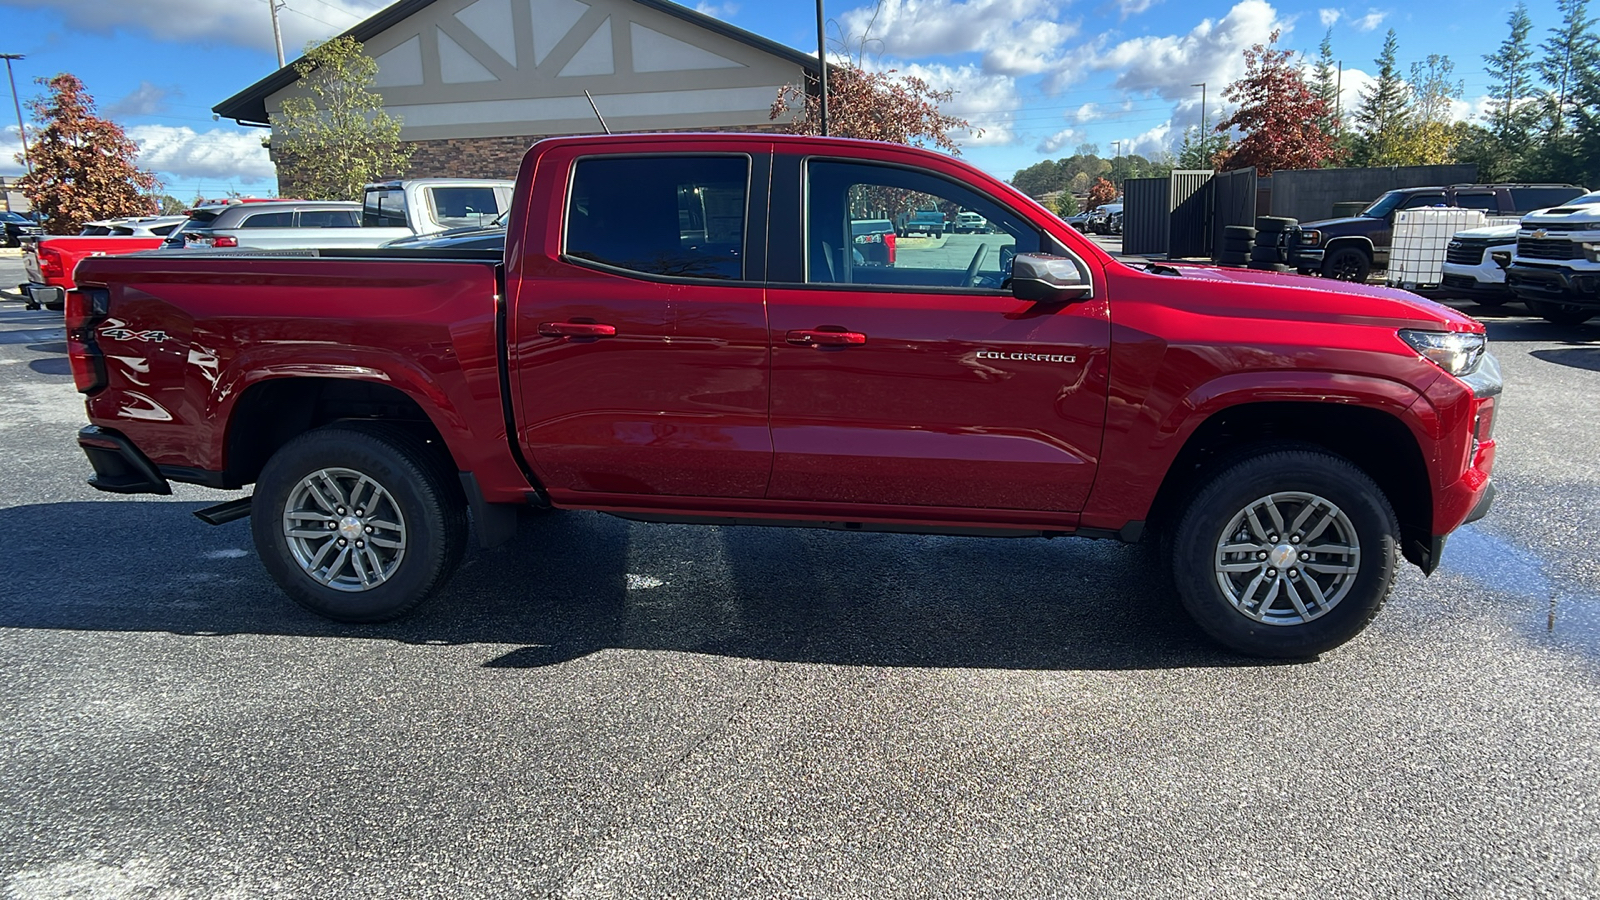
[211,235,238,248]
[65,288,110,394]
[884,231,896,265]
[38,247,63,277]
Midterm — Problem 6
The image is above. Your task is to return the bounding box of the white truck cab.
[362,179,516,234]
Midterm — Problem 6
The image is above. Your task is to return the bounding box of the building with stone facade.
[213,0,819,193]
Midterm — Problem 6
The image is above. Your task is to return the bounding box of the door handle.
[786,328,866,347]
[539,321,617,339]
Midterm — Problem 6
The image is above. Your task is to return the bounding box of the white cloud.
[1352,9,1387,31]
[1120,0,1160,18]
[1036,128,1080,154]
[1449,95,1495,124]
[1089,0,1288,101]
[1319,8,1341,26]
[107,82,179,118]
[8,0,382,55]
[1335,66,1377,121]
[836,0,1077,76]
[896,62,1022,146]
[0,125,24,177]
[1126,122,1175,158]
[694,1,740,17]
[130,125,274,184]
[1074,103,1102,123]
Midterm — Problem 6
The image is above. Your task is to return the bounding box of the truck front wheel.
[1321,247,1371,282]
[251,423,467,622]
[1526,298,1595,326]
[1170,449,1399,658]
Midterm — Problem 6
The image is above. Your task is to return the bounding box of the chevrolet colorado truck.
[1506,195,1600,325]
[66,133,1500,658]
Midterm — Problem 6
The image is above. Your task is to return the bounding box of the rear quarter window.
[298,209,360,228]
[364,190,407,227]
[239,211,295,228]
[1509,187,1587,212]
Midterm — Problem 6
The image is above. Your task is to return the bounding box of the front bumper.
[1507,264,1600,306]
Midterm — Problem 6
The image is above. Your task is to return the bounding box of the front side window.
[566,156,748,280]
[806,160,1040,289]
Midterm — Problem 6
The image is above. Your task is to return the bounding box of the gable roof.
[214,0,819,126]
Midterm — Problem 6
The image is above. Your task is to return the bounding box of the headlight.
[1399,329,1486,377]
[1584,242,1599,263]
[1298,230,1321,246]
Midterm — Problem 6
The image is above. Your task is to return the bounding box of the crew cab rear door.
[763,151,1111,512]
[507,145,773,499]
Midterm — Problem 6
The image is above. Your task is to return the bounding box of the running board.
[194,497,254,526]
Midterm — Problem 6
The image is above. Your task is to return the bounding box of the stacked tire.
[1218,225,1254,267]
[1249,216,1297,273]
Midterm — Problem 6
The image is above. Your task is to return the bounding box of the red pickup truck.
[66,133,1499,657]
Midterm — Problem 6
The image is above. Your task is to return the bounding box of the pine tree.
[1485,3,1537,141]
[1537,0,1599,134]
[1310,28,1342,135]
[1353,30,1410,165]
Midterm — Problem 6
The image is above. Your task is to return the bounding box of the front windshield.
[1569,191,1600,206]
[1361,191,1406,218]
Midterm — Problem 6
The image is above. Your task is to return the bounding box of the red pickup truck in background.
[66,133,1500,658]
[21,216,186,309]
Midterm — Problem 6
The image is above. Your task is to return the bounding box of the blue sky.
[0,0,1546,197]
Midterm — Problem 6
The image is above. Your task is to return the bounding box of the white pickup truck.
[362,178,515,233]
[1505,190,1600,325]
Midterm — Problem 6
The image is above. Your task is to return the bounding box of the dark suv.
[1287,184,1585,281]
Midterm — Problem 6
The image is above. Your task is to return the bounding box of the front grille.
[1442,274,1481,290]
[1525,222,1589,232]
[1446,239,1491,265]
[1518,237,1585,260]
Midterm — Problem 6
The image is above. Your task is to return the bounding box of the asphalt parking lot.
[2,250,1598,898]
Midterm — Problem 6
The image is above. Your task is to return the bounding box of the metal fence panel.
[1270,164,1478,222]
[1122,177,1169,256]
[1168,170,1214,258]
[1210,167,1257,258]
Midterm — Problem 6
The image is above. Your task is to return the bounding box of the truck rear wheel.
[251,423,467,622]
[1170,449,1398,658]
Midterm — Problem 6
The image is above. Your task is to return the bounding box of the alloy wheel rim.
[1213,491,1360,626]
[283,467,407,592]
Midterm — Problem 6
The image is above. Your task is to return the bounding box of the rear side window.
[565,156,748,280]
[239,211,295,228]
[1455,193,1496,211]
[1509,187,1586,211]
[364,190,407,227]
[151,223,180,235]
[298,209,359,228]
[430,186,503,228]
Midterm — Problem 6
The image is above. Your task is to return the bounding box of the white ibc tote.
[1387,208,1521,290]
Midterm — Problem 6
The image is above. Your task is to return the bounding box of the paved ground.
[2,253,1599,898]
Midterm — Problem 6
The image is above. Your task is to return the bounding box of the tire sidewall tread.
[1170,448,1399,658]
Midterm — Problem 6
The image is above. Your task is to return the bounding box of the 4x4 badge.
[99,327,169,343]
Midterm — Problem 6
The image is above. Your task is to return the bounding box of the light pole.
[1191,82,1206,152]
[815,0,828,137]
[1111,140,1123,157]
[1,53,29,177]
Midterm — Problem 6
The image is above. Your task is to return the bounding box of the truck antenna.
[583,91,611,135]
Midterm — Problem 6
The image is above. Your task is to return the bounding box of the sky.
[0,0,1547,197]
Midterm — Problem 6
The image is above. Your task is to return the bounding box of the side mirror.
[1011,253,1093,303]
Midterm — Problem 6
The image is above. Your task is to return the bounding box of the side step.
[194,497,253,526]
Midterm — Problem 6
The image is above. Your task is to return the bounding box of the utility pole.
[1336,62,1343,132]
[269,0,287,68]
[1191,81,1206,156]
[1111,140,1123,157]
[815,0,828,137]
[1,54,29,177]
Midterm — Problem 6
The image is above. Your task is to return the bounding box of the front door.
[510,152,772,499]
[765,157,1111,513]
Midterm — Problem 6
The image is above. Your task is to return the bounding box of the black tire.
[1526,298,1596,326]
[251,422,468,622]
[1256,216,1297,231]
[1474,295,1509,309]
[1222,238,1253,254]
[1223,225,1257,241]
[1248,262,1292,273]
[1170,448,1399,657]
[1250,245,1286,263]
[1217,251,1249,266]
[1321,247,1371,282]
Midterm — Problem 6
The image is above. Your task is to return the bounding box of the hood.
[1523,204,1600,225]
[1300,215,1373,232]
[1153,262,1481,332]
[1452,224,1520,240]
